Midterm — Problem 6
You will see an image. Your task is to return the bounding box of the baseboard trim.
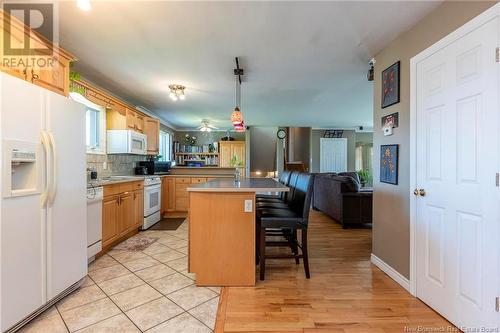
[370,253,410,292]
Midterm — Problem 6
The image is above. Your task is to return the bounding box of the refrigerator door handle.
[40,131,51,207]
[48,131,57,206]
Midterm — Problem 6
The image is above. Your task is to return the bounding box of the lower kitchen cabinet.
[102,195,119,247]
[133,189,144,228]
[101,181,144,251]
[161,176,231,218]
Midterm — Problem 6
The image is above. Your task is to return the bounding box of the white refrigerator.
[0,73,87,332]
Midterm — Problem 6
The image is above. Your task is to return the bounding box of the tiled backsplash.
[87,154,147,177]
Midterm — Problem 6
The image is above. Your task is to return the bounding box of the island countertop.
[187,178,289,193]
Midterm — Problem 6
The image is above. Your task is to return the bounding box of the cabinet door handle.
[31,69,39,81]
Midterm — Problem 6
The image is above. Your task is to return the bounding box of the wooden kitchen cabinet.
[29,55,71,96]
[133,189,144,228]
[108,107,147,134]
[162,176,231,218]
[0,11,74,96]
[219,141,246,177]
[144,117,160,155]
[161,177,175,215]
[102,195,120,247]
[101,181,144,252]
[118,192,135,237]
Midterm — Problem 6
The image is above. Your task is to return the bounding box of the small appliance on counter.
[138,161,154,175]
[137,161,171,175]
[135,166,148,175]
[153,161,171,174]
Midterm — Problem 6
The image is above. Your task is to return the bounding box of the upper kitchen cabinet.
[144,118,160,155]
[125,108,144,133]
[219,141,246,177]
[0,11,74,96]
[107,107,145,133]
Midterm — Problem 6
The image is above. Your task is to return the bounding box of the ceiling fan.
[197,119,219,132]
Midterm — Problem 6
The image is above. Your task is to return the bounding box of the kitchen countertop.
[87,173,234,187]
[187,178,289,193]
[87,176,146,187]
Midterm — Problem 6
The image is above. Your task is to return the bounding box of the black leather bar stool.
[256,173,314,280]
[256,171,298,209]
[256,170,292,203]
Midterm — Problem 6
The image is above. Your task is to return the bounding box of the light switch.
[244,200,253,212]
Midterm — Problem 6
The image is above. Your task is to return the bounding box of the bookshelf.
[174,151,219,166]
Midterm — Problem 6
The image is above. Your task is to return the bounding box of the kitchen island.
[187,178,289,286]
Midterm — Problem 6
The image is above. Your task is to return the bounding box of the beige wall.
[372,1,495,278]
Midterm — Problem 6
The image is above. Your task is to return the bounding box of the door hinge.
[496,297,499,312]
[496,47,500,63]
[496,173,499,187]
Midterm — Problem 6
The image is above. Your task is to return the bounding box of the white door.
[415,17,499,329]
[0,74,46,331]
[320,138,347,173]
[45,91,87,299]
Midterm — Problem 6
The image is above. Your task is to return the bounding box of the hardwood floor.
[215,210,453,333]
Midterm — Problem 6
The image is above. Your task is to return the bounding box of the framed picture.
[380,144,398,185]
[381,61,400,108]
[381,112,399,128]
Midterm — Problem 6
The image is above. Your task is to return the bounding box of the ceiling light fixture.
[198,119,218,132]
[77,0,91,11]
[169,84,186,101]
[231,57,245,129]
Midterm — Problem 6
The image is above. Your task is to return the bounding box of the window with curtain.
[159,130,172,161]
[355,146,363,171]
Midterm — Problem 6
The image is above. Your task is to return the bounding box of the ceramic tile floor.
[18,221,220,333]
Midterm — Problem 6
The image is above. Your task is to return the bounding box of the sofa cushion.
[335,175,360,193]
[338,172,361,185]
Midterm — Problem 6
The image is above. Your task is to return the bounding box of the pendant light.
[230,57,244,126]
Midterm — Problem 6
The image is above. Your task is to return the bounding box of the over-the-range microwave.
[107,130,148,155]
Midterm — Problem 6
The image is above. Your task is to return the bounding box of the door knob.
[418,189,426,197]
[413,189,419,196]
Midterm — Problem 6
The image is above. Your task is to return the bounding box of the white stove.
[143,176,162,229]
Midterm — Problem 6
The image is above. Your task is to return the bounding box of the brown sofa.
[312,172,372,228]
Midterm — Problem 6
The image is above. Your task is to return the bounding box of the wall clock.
[277,129,286,139]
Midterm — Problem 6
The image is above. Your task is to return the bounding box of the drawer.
[103,184,122,197]
[191,177,207,184]
[103,181,144,197]
[121,181,144,192]
[175,177,191,184]
[175,184,189,197]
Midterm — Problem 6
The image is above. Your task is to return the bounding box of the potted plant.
[357,169,371,187]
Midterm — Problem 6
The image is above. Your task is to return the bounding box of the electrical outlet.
[103,161,107,170]
[244,200,253,212]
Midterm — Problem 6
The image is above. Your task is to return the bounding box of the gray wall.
[288,127,311,171]
[372,1,495,278]
[249,127,278,173]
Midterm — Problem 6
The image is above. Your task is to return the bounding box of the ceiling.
[59,1,441,130]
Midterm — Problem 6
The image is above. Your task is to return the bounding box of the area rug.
[113,236,159,251]
[149,218,186,231]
